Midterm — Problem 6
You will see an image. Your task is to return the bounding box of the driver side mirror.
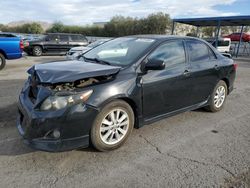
[144,58,165,71]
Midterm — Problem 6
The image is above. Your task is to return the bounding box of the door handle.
[183,70,191,76]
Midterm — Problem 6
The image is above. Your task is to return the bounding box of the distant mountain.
[7,20,52,31]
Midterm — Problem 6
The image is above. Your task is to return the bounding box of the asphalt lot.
[0,56,249,187]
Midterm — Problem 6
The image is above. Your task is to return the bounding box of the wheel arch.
[32,45,44,51]
[118,97,139,128]
[0,49,7,58]
[97,95,140,128]
[221,78,230,94]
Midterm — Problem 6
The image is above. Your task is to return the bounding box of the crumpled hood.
[28,61,121,84]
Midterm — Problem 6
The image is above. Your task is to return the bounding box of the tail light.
[233,63,238,71]
[20,40,24,50]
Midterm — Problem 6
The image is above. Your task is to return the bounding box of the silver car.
[66,38,112,60]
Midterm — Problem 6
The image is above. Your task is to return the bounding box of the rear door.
[142,39,193,119]
[69,35,88,47]
[185,39,220,105]
[58,34,71,53]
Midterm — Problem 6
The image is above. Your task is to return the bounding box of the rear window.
[70,35,87,41]
[0,33,16,37]
[186,40,210,62]
[218,41,230,46]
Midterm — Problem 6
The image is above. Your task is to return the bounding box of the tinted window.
[148,40,186,67]
[218,41,230,46]
[70,35,79,41]
[59,35,69,41]
[187,40,210,62]
[70,35,87,41]
[211,40,230,47]
[48,34,59,41]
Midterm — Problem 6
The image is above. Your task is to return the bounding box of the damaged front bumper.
[17,88,99,152]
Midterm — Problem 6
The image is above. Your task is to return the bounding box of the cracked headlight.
[40,90,93,111]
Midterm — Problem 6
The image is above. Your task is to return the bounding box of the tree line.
[0,12,171,37]
[1,12,245,37]
[0,22,44,34]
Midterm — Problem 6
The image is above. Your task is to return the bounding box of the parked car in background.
[17,35,236,152]
[205,37,231,53]
[66,38,112,60]
[223,32,250,42]
[0,33,23,70]
[24,33,88,56]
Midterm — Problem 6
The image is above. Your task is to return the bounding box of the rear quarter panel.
[218,57,236,92]
[0,37,22,59]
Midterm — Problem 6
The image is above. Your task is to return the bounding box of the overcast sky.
[0,0,249,25]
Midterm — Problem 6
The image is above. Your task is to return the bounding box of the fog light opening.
[52,129,61,139]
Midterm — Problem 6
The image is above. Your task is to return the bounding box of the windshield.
[88,39,109,48]
[83,37,155,66]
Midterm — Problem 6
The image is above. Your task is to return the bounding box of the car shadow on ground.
[0,102,18,124]
[192,107,208,113]
[0,102,36,156]
[0,102,210,156]
[0,102,97,156]
[0,137,35,156]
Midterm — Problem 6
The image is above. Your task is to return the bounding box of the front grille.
[29,74,38,103]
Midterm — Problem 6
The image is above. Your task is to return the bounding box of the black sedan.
[17,35,237,152]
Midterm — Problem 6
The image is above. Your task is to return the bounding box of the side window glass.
[48,34,59,41]
[78,35,87,41]
[187,40,210,62]
[59,35,69,42]
[70,35,78,41]
[148,40,186,68]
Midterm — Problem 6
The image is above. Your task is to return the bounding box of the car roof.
[123,34,203,41]
[46,33,84,35]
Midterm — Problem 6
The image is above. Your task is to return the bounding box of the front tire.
[205,80,228,112]
[0,53,6,70]
[32,46,42,56]
[91,100,134,151]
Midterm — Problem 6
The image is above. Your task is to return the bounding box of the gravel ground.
[0,56,249,188]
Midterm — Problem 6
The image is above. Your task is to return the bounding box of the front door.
[142,40,193,120]
[44,34,61,53]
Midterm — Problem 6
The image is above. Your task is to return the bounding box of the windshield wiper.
[82,56,111,65]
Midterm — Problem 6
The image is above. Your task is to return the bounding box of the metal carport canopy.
[173,15,250,27]
[172,15,250,57]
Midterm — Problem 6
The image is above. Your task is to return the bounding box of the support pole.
[215,20,221,48]
[196,26,200,38]
[171,21,175,35]
[236,25,244,58]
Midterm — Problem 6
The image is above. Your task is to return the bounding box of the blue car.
[0,33,23,70]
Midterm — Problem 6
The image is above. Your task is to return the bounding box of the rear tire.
[205,80,228,112]
[91,100,134,151]
[32,46,42,56]
[0,53,6,70]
